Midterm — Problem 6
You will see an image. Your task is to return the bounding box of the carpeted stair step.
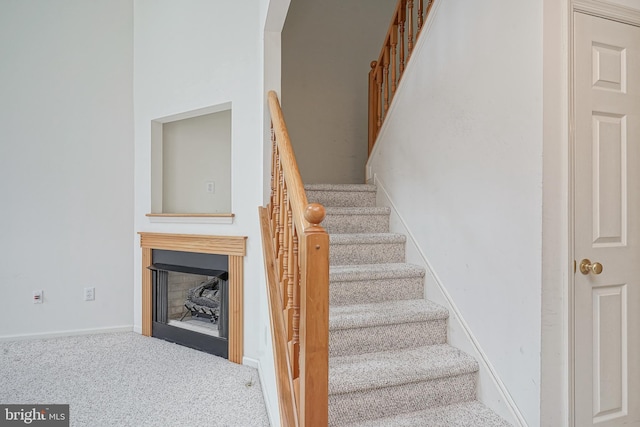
[310,181,510,426]
[330,233,405,265]
[330,263,425,306]
[328,344,479,426]
[322,206,390,234]
[330,299,448,357]
[306,183,377,207]
[342,400,512,427]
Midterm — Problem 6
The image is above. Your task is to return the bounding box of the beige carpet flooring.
[0,332,270,427]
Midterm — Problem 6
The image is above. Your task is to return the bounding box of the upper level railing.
[259,91,330,427]
[368,0,435,154]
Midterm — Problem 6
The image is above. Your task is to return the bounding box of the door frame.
[567,2,640,426]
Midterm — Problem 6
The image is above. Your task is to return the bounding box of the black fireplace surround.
[149,249,229,358]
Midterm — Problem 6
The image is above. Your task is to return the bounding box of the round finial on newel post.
[304,203,326,227]
[370,61,377,70]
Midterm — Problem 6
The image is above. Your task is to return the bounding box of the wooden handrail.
[368,0,435,154]
[260,91,330,427]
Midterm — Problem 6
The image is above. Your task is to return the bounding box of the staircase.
[306,183,511,427]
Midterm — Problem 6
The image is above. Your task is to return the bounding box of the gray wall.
[162,110,232,214]
[282,0,396,184]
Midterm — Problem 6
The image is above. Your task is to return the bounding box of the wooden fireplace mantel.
[139,232,247,364]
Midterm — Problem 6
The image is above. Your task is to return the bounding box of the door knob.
[579,259,603,275]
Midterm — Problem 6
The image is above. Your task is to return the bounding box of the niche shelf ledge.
[146,213,234,224]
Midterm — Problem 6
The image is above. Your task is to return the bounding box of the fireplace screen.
[149,250,229,358]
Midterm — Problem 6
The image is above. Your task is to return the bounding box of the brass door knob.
[580,259,603,275]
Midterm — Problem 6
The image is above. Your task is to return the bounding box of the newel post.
[299,203,329,426]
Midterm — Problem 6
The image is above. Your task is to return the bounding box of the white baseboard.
[0,325,134,342]
[257,357,280,427]
[373,174,527,427]
[242,356,259,369]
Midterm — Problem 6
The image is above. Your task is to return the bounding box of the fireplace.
[139,232,246,363]
[149,249,229,358]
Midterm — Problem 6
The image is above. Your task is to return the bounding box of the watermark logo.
[0,405,68,426]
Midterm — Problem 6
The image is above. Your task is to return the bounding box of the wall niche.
[149,103,232,222]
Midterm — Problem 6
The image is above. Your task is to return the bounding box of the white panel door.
[574,12,640,427]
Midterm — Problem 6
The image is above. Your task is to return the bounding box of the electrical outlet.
[205,181,215,194]
[84,287,95,301]
[33,290,43,304]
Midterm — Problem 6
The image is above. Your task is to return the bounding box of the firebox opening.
[150,249,229,358]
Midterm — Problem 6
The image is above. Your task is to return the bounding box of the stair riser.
[307,191,376,208]
[330,277,424,306]
[330,243,404,265]
[322,214,389,234]
[329,373,477,426]
[330,320,447,357]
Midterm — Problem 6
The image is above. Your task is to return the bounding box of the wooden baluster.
[417,0,424,32]
[283,193,294,344]
[383,43,390,115]
[292,231,300,343]
[273,151,281,224]
[289,230,300,379]
[283,189,291,309]
[282,189,290,302]
[269,124,276,218]
[272,155,281,256]
[277,177,286,306]
[399,4,406,74]
[278,176,285,258]
[391,25,398,94]
[407,0,414,56]
[368,61,377,154]
[286,204,293,309]
[425,0,434,23]
[377,66,383,130]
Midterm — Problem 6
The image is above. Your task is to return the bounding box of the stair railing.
[259,91,330,427]
[368,0,435,154]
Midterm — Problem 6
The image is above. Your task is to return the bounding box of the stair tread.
[330,263,425,281]
[305,183,377,192]
[330,233,406,244]
[329,344,478,395]
[330,299,447,330]
[343,401,512,427]
[324,206,390,215]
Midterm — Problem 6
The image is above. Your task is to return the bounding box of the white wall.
[282,0,396,184]
[260,1,290,424]
[367,0,543,425]
[0,0,134,338]
[133,0,265,362]
[161,110,232,214]
[540,0,570,425]
[604,0,640,10]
